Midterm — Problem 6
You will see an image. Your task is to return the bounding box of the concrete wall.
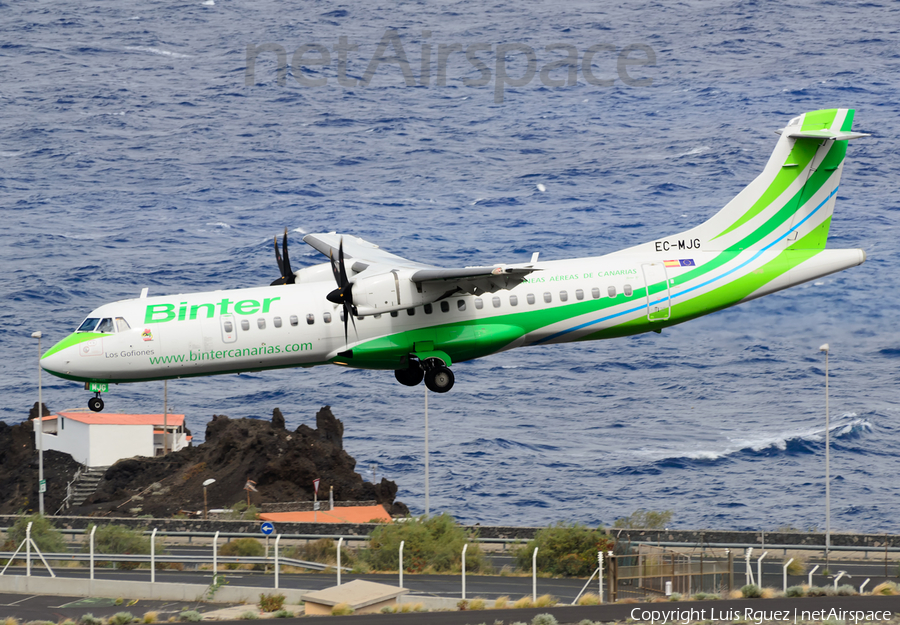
[37,417,92,465]
[0,574,307,604]
[89,423,153,466]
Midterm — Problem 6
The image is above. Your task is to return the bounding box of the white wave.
[641,413,869,461]
[206,222,231,229]
[0,151,21,157]
[125,46,191,59]
[536,183,546,192]
[292,227,307,234]
[675,146,710,158]
[202,0,215,5]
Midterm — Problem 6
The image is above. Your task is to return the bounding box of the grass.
[577,592,600,605]
[109,612,134,625]
[533,594,557,608]
[142,612,158,624]
[872,581,900,595]
[512,597,534,609]
[238,612,258,620]
[784,556,807,575]
[331,603,353,616]
[493,596,509,609]
[741,584,762,598]
[468,598,487,610]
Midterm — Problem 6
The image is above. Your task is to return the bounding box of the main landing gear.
[88,393,104,412]
[394,357,454,393]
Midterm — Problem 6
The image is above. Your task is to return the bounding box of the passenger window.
[624,284,633,297]
[224,321,234,333]
[492,296,501,308]
[575,289,584,301]
[608,286,617,297]
[241,319,250,331]
[407,308,415,316]
[457,300,466,311]
[273,317,282,328]
[290,315,299,326]
[527,293,535,305]
[440,301,449,313]
[559,291,568,302]
[96,318,115,333]
[592,287,600,299]
[340,309,346,321]
[306,314,315,325]
[257,318,266,329]
[77,318,100,332]
[510,295,518,306]
[424,304,433,314]
[116,317,131,332]
[390,311,398,317]
[323,312,332,323]
[543,292,552,303]
[474,298,483,310]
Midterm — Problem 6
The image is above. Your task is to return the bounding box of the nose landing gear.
[394,357,454,393]
[88,394,104,412]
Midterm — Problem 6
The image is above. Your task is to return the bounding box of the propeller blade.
[329,249,341,287]
[281,228,295,285]
[273,235,284,275]
[338,238,349,286]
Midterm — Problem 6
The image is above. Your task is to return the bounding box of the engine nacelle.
[352,270,442,315]
[293,262,335,284]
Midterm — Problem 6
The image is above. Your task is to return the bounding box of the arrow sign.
[260,522,274,535]
[313,478,320,494]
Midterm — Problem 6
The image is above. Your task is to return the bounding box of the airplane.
[40,108,868,412]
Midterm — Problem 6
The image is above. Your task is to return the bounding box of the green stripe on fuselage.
[42,332,105,359]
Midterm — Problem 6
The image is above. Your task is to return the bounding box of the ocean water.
[2,0,899,532]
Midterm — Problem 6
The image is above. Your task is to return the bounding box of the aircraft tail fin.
[628,109,868,255]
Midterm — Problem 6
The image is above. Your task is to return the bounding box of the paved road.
[2,592,900,624]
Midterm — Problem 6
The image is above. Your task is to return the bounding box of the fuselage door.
[221,314,237,343]
[641,262,671,322]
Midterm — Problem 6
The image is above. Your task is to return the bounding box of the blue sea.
[2,0,899,532]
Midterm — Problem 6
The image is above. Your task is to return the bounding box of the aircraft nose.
[40,335,77,377]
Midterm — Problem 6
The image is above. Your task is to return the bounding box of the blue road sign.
[260,522,274,535]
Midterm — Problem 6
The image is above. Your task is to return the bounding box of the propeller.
[326,238,357,345]
[270,228,295,286]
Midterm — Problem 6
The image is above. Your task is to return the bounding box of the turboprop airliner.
[41,109,868,411]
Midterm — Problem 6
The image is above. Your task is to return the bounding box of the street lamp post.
[31,331,45,516]
[203,478,216,520]
[819,343,830,566]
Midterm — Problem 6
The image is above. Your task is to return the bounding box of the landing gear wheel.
[394,366,424,387]
[88,396,104,412]
[424,367,454,393]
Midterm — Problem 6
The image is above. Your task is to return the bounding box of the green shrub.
[331,604,353,616]
[223,502,259,520]
[836,584,857,596]
[784,557,807,575]
[285,538,355,567]
[871,581,899,595]
[6,515,67,554]
[83,524,164,570]
[80,614,103,625]
[109,612,134,625]
[668,592,682,601]
[741,584,762,598]
[806,586,831,597]
[219,538,264,570]
[613,509,673,530]
[238,612,258,620]
[359,513,487,573]
[258,593,285,612]
[272,611,293,618]
[532,615,558,625]
[177,612,201,623]
[514,522,612,577]
[785,585,805,597]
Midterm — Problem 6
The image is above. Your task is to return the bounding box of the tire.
[424,367,454,393]
[394,366,424,387]
[88,396,104,412]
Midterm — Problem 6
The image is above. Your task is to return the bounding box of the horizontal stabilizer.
[777,128,871,141]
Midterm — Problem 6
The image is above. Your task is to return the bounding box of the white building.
[34,411,191,467]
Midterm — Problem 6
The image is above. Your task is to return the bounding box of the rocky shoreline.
[0,404,407,518]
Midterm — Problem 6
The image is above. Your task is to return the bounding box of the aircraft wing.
[303,232,539,295]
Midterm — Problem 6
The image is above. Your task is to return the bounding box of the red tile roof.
[46,411,186,427]
[259,505,392,524]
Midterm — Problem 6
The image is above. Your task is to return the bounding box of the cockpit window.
[77,318,100,332]
[96,318,115,333]
[116,317,131,332]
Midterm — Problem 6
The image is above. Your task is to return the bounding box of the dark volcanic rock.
[75,406,405,517]
[0,414,81,515]
[272,408,285,430]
